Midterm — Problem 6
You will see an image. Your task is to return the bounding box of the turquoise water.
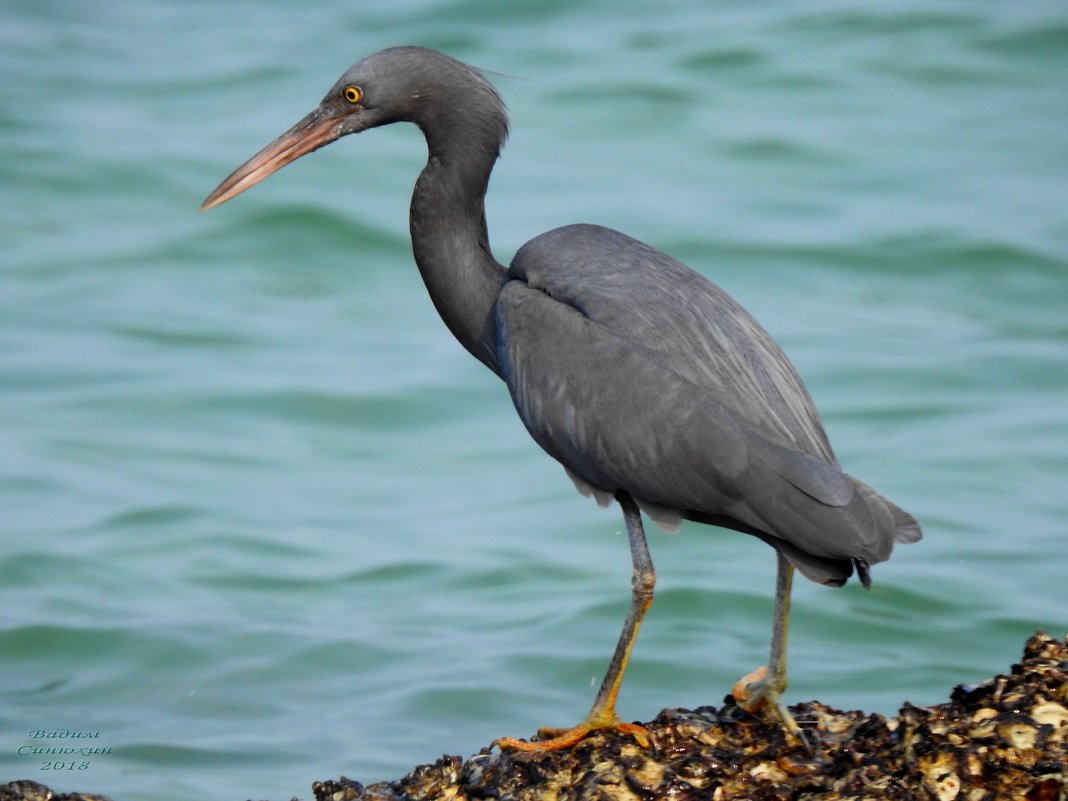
[2,2,1066,799]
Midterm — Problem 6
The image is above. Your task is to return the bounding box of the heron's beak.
[200,109,345,210]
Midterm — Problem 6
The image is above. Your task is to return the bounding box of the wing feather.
[494,223,921,580]
[510,224,835,462]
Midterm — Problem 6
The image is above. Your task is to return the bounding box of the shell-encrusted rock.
[1032,700,1068,739]
[969,706,998,732]
[0,781,114,801]
[748,760,789,783]
[4,632,1065,801]
[921,753,962,801]
[998,719,1039,750]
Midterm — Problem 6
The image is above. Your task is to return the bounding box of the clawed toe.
[732,665,814,754]
[494,717,650,752]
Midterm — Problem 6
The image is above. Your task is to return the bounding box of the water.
[2,1,1066,799]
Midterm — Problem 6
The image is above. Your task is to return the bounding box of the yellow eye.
[343,85,362,104]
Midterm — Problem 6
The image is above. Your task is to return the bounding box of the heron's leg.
[495,492,655,751]
[733,550,812,752]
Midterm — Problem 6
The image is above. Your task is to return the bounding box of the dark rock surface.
[306,632,1067,801]
[0,781,113,801]
[4,632,1065,801]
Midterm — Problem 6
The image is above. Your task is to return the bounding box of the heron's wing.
[508,224,835,463]
[497,224,919,572]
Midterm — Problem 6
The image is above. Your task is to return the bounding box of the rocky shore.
[4,632,1065,801]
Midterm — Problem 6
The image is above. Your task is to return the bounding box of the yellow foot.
[494,718,650,752]
[732,666,813,754]
[731,665,770,711]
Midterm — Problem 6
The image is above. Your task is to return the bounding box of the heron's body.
[202,45,921,751]
[500,223,918,583]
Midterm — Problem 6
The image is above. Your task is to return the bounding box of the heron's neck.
[409,146,507,375]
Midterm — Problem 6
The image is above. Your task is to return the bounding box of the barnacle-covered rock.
[0,781,113,801]
[315,631,1065,801]
[4,632,1065,801]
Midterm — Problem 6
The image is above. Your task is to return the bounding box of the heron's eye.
[343,86,363,104]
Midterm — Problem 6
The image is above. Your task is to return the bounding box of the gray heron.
[201,46,922,752]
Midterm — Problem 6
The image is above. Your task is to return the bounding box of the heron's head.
[200,46,507,210]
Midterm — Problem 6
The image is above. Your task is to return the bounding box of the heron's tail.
[764,463,922,587]
[743,434,923,577]
[851,478,923,546]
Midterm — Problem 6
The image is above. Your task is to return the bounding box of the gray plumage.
[201,45,922,750]
[333,47,920,587]
[498,223,920,586]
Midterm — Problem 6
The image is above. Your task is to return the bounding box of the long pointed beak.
[200,109,345,210]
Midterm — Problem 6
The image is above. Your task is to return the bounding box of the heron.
[201,46,922,752]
